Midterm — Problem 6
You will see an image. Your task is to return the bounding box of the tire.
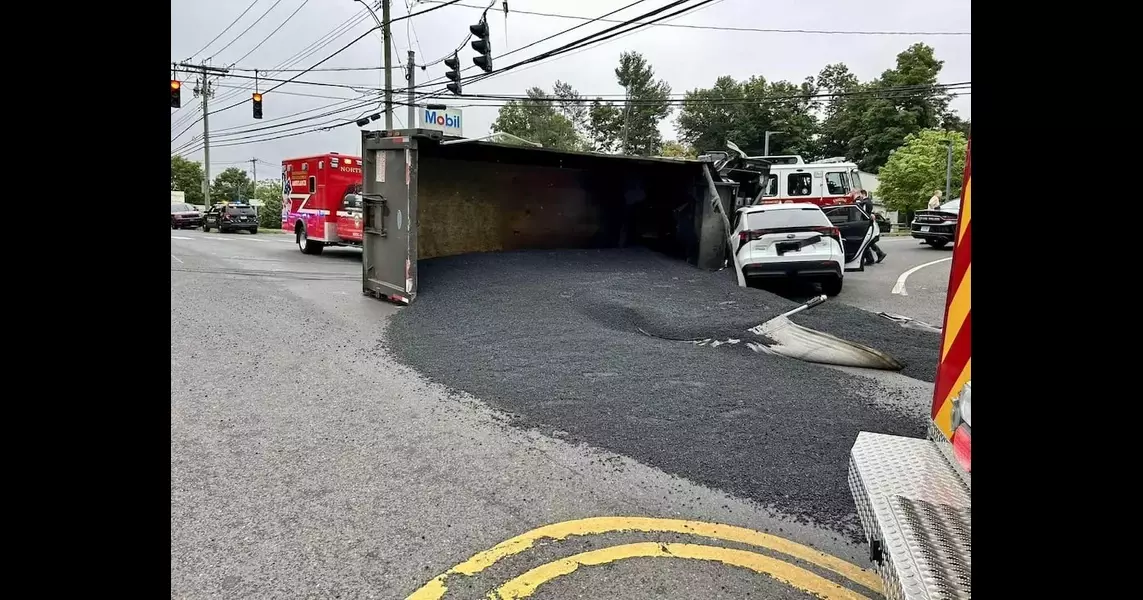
[821,276,843,297]
[202,223,210,232]
[250,227,258,235]
[297,225,324,255]
[927,239,949,249]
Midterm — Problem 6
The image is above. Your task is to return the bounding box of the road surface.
[171,229,948,600]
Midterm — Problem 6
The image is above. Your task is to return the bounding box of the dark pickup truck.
[911,198,960,248]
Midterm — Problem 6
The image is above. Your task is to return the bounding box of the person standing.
[858,190,886,264]
[928,189,942,210]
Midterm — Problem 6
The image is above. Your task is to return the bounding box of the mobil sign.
[420,107,463,136]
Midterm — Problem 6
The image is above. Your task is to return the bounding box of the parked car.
[202,202,258,234]
[911,198,960,248]
[730,203,846,296]
[171,203,203,229]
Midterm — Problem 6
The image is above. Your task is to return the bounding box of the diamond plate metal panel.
[848,432,971,600]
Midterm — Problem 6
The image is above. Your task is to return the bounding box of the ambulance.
[281,152,365,256]
[753,155,864,207]
[848,139,971,599]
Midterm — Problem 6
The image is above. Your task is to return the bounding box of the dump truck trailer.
[848,138,971,599]
[359,129,765,304]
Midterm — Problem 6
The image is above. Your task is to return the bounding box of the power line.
[183,0,260,61]
[228,0,314,66]
[207,0,288,62]
[176,84,969,155]
[422,0,972,36]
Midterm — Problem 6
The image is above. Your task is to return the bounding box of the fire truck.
[281,152,365,255]
[849,139,971,599]
[754,155,864,207]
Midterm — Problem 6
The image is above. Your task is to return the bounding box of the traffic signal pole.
[177,61,228,207]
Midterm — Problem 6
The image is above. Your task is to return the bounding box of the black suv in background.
[203,203,259,234]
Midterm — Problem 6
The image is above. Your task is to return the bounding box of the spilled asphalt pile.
[386,248,938,533]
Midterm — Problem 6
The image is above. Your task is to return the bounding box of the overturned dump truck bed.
[360,129,744,304]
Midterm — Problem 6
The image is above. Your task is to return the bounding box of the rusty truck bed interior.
[414,139,712,265]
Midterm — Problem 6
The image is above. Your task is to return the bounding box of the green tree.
[490,87,581,150]
[586,99,623,152]
[210,167,252,204]
[675,75,819,157]
[253,180,282,229]
[876,129,967,215]
[171,156,205,206]
[659,140,696,158]
[817,44,958,172]
[614,51,672,156]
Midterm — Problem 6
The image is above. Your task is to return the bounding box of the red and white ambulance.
[281,152,365,255]
[753,155,864,208]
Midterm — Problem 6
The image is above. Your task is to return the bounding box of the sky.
[170,0,971,182]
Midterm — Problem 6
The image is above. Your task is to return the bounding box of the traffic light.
[170,80,182,108]
[252,93,263,119]
[470,19,492,73]
[444,53,462,95]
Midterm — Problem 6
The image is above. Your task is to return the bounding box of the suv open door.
[361,133,416,304]
[821,204,875,271]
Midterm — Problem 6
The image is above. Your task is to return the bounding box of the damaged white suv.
[730,203,847,296]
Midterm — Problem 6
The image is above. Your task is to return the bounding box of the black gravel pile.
[387,248,936,532]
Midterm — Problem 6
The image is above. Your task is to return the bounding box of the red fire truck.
[281,152,365,255]
[849,138,971,599]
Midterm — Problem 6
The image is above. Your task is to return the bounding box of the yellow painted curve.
[405,516,882,599]
[490,542,871,600]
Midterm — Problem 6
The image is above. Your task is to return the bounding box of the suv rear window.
[225,206,256,216]
[746,207,829,230]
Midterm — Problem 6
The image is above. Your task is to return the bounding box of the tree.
[817,44,958,172]
[614,51,672,156]
[659,140,696,158]
[253,180,283,229]
[210,167,252,204]
[586,99,623,153]
[171,156,205,206]
[876,129,968,216]
[490,87,581,150]
[675,75,819,157]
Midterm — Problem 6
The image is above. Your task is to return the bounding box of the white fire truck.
[848,139,972,599]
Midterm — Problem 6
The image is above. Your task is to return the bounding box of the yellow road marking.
[405,516,882,599]
[490,542,871,600]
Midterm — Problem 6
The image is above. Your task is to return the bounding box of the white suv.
[730,203,846,295]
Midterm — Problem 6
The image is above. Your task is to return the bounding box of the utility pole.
[382,0,393,129]
[620,87,631,155]
[407,50,416,129]
[943,139,953,201]
[355,0,392,129]
[179,62,229,207]
[250,158,258,200]
[764,131,784,156]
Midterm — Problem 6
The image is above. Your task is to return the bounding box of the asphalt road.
[171,229,949,600]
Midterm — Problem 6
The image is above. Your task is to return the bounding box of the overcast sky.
[171,0,971,180]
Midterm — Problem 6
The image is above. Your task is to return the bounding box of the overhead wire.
[207,0,288,62]
[227,0,314,67]
[176,83,969,155]
[420,0,973,36]
[183,0,261,61]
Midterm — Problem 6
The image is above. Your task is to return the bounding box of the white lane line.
[171,254,183,264]
[171,236,193,240]
[891,257,952,296]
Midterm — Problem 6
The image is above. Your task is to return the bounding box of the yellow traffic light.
[252,93,262,102]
